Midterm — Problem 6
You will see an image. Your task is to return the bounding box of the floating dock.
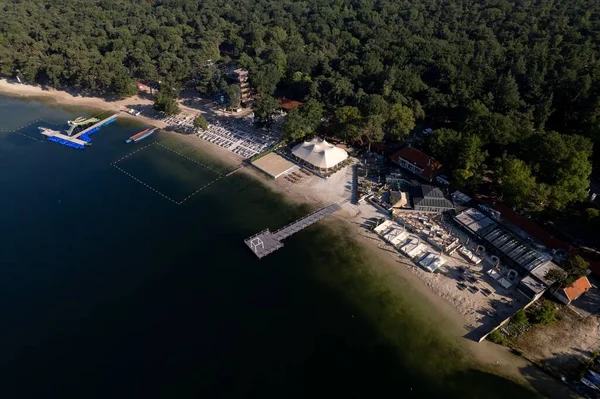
[40,114,116,149]
[71,115,116,139]
[39,128,89,149]
[244,203,341,258]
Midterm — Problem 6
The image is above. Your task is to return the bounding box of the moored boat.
[126,128,156,143]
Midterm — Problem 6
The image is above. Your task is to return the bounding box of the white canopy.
[291,138,348,169]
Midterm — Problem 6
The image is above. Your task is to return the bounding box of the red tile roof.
[279,98,303,111]
[391,146,442,180]
[562,276,592,302]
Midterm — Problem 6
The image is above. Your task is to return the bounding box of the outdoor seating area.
[360,201,527,335]
[283,168,313,184]
[198,118,279,159]
[128,103,279,159]
[135,106,200,133]
[161,114,197,133]
[393,212,459,251]
[372,219,446,273]
[455,266,494,297]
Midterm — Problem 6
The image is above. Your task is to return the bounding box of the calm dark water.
[0,96,540,398]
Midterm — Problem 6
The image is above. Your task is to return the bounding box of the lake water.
[0,95,541,398]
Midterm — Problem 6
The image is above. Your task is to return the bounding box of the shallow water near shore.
[0,95,542,398]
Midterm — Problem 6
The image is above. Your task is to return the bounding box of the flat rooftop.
[520,275,547,295]
[252,152,297,179]
[530,260,563,285]
[454,207,496,234]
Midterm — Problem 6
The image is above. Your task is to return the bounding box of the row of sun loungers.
[197,120,279,159]
[283,169,311,183]
[161,114,197,133]
[130,104,280,159]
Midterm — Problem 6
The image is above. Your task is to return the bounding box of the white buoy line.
[0,118,62,142]
[111,141,228,205]
[111,163,180,205]
[154,142,222,175]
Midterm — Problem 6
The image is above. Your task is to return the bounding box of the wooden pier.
[244,203,341,258]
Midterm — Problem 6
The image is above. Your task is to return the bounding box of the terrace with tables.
[363,205,529,339]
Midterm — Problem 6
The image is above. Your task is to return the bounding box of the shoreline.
[0,78,170,131]
[0,81,576,397]
[180,126,570,395]
[180,128,578,398]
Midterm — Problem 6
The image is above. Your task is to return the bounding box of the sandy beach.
[180,119,575,397]
[178,122,580,398]
[0,80,578,398]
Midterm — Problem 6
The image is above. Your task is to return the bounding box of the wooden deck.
[244,203,341,258]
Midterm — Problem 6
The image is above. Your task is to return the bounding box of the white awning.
[291,138,348,169]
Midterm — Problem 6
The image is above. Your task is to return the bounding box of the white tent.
[291,138,348,170]
[407,243,428,259]
[383,228,409,246]
[374,220,394,234]
[418,253,446,273]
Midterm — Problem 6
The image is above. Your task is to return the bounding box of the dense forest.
[1,0,599,211]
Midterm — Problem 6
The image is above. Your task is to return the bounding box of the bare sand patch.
[516,307,600,376]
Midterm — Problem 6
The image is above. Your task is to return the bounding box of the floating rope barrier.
[154,142,223,176]
[111,163,180,205]
[178,175,223,205]
[0,118,65,142]
[112,142,156,163]
[14,132,43,142]
[112,141,226,205]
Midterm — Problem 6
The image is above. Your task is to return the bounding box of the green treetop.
[252,95,280,126]
[281,99,324,141]
[194,116,209,130]
[386,103,415,139]
[154,90,180,116]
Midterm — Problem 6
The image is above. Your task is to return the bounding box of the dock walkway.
[72,115,116,138]
[244,203,341,258]
[39,129,88,146]
[40,114,117,149]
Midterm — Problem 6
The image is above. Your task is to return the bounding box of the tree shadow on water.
[442,368,540,399]
[517,361,584,399]
[294,225,583,399]
[444,365,580,398]
[281,334,549,399]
